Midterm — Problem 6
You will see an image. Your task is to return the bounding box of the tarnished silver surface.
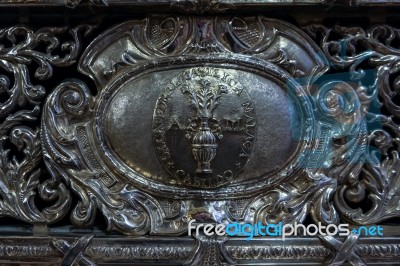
[0,1,399,265]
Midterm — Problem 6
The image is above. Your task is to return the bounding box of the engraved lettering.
[152,67,256,188]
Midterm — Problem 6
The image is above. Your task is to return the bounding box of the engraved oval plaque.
[96,57,314,197]
[152,68,256,188]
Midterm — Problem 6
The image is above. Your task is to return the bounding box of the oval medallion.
[97,58,314,198]
[152,68,256,188]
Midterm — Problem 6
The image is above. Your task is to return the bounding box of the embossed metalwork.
[0,3,399,265]
[319,234,364,265]
[0,24,94,224]
[52,235,95,266]
[41,16,335,235]
[37,15,400,244]
[0,235,399,264]
[304,24,400,226]
[185,233,235,265]
[152,67,256,187]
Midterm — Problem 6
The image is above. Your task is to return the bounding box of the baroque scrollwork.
[304,24,400,225]
[0,24,94,223]
[0,107,70,223]
[43,15,333,235]
[0,25,91,118]
[10,15,400,242]
[42,80,154,234]
[0,8,400,265]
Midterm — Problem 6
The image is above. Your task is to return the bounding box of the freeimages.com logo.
[188,220,383,241]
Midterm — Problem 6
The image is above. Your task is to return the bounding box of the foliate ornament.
[0,107,71,223]
[42,80,152,234]
[0,24,94,224]
[0,25,94,119]
[42,15,372,235]
[304,24,400,225]
[153,68,255,188]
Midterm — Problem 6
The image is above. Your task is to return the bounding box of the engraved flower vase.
[192,117,218,174]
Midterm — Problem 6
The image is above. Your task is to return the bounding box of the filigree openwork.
[0,24,94,224]
[304,24,400,225]
[0,11,399,265]
[41,15,369,235]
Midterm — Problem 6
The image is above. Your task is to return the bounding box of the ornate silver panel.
[42,16,336,235]
[0,1,400,265]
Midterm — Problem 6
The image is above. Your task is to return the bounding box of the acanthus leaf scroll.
[0,24,95,224]
[35,15,400,235]
[304,24,400,225]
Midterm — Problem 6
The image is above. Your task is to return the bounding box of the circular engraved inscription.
[152,68,256,188]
